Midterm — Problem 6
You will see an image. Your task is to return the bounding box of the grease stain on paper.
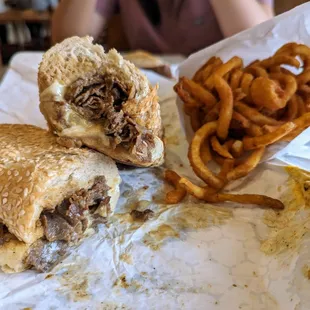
[261,167,310,256]
[141,203,232,251]
[55,259,95,302]
[120,253,133,265]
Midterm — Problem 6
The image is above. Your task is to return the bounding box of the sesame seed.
[2,198,7,204]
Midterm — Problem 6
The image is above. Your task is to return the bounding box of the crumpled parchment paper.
[1,4,310,309]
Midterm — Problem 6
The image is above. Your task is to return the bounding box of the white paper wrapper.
[1,5,310,309]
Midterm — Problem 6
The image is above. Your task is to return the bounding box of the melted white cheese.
[40,81,67,102]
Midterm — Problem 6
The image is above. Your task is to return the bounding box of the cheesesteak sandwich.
[0,124,121,273]
[38,36,164,167]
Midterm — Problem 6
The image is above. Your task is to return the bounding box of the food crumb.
[244,284,248,288]
[215,301,218,305]
[45,274,53,279]
[232,284,237,287]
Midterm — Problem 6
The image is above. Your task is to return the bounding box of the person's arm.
[51,0,106,44]
[210,0,274,38]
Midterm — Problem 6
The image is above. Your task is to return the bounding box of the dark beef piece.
[41,176,110,243]
[133,133,156,162]
[25,239,67,272]
[41,213,74,242]
[0,224,4,245]
[130,209,154,222]
[65,74,155,158]
[0,224,12,246]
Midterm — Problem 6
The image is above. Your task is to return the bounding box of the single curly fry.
[297,70,310,86]
[180,77,217,107]
[210,135,233,159]
[227,147,265,181]
[201,140,212,164]
[214,75,234,140]
[164,170,187,204]
[189,108,202,132]
[245,123,264,137]
[218,159,235,180]
[234,101,283,126]
[244,66,268,78]
[193,56,218,82]
[204,56,243,89]
[259,55,300,69]
[243,122,296,150]
[240,73,254,99]
[174,82,201,108]
[285,95,299,121]
[230,69,243,90]
[250,74,297,111]
[231,140,244,158]
[179,178,284,209]
[188,121,225,189]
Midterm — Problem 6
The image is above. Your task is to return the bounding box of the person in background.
[52,0,274,55]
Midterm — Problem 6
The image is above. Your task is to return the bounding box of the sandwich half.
[38,36,164,167]
[0,124,121,273]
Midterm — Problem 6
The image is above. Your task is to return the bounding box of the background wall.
[275,0,308,14]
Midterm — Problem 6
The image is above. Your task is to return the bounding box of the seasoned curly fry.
[179,178,284,209]
[227,147,265,181]
[232,111,251,129]
[214,75,234,140]
[251,74,297,111]
[218,159,235,180]
[189,108,202,132]
[206,193,284,209]
[188,121,225,189]
[285,95,299,120]
[205,56,243,89]
[234,101,282,126]
[164,170,187,204]
[181,77,217,107]
[231,140,244,158]
[259,55,300,69]
[230,70,243,90]
[210,135,233,159]
[201,140,212,164]
[240,73,254,99]
[174,82,201,108]
[244,66,268,78]
[243,122,296,150]
[245,123,264,137]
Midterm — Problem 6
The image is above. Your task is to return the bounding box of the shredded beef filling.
[25,176,111,272]
[65,74,155,160]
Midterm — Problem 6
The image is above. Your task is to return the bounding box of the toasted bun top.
[38,36,151,102]
[0,124,120,244]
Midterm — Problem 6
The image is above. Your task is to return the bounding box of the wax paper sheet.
[1,4,310,309]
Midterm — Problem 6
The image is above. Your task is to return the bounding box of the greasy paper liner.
[1,5,310,309]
